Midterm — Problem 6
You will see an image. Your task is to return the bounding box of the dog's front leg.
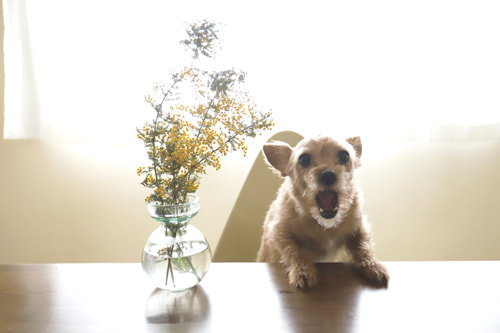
[279,238,318,289]
[345,223,389,287]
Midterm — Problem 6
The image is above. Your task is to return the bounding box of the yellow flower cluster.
[137,20,274,205]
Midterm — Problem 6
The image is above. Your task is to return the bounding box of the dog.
[257,135,389,288]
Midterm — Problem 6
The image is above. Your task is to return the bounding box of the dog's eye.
[298,154,311,167]
[338,151,350,165]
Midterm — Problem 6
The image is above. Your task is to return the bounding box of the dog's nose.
[319,169,337,186]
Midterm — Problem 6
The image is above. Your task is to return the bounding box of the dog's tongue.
[317,190,337,212]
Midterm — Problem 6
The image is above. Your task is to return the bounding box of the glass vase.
[141,194,211,291]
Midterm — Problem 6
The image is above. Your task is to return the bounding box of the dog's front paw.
[359,261,389,287]
[288,264,317,289]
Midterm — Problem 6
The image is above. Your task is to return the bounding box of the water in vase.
[142,240,211,291]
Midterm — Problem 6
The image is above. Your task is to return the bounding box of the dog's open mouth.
[316,190,338,219]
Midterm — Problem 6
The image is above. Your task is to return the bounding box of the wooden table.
[1,262,499,332]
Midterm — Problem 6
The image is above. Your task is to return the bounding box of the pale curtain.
[3,0,500,144]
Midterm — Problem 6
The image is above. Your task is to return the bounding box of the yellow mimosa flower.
[137,20,273,204]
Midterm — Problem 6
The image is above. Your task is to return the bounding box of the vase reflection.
[145,285,211,324]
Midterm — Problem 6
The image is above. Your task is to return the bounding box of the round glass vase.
[141,194,211,291]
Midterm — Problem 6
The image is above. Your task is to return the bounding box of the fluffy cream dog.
[257,136,389,288]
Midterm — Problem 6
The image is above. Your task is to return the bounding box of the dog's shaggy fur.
[257,136,389,288]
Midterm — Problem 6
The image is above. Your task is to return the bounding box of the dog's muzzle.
[316,190,338,219]
[316,169,339,219]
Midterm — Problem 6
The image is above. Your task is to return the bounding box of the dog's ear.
[346,136,362,159]
[263,142,293,177]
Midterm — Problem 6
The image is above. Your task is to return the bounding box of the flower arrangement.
[137,20,274,205]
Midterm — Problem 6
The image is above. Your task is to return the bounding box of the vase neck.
[159,219,191,229]
[147,194,200,222]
